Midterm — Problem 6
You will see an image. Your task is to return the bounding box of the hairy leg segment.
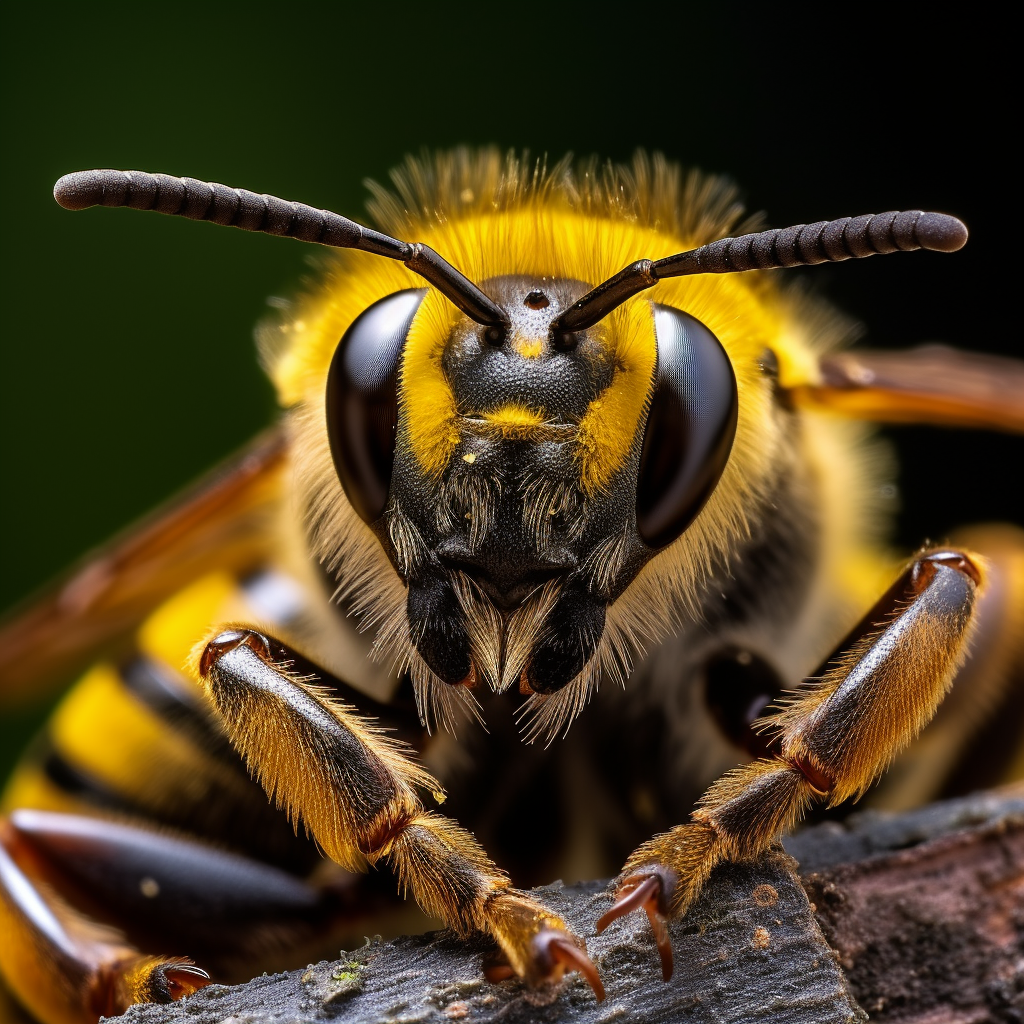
[597,547,984,979]
[197,628,604,999]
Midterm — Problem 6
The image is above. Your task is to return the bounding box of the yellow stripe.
[0,765,84,817]
[482,405,545,437]
[399,288,462,478]
[3,571,276,820]
[137,571,239,677]
[575,298,657,494]
[46,663,235,816]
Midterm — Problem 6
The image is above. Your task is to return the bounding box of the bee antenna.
[54,169,508,329]
[551,210,968,333]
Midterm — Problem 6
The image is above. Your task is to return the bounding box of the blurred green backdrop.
[1,7,1020,771]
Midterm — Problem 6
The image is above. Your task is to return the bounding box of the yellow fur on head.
[261,150,786,501]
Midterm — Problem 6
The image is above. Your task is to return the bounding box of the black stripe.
[41,740,148,817]
[39,733,320,875]
[119,655,234,757]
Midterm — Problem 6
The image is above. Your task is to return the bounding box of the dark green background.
[1,8,1020,766]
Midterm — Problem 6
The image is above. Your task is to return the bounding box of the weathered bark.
[108,852,863,1024]
[106,787,1024,1024]
[791,787,1024,1023]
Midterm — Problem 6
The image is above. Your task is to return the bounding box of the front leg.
[196,628,603,999]
[598,548,981,979]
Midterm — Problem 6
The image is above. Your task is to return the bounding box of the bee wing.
[793,345,1024,432]
[0,428,288,703]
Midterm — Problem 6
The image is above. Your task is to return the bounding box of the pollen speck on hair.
[515,337,545,359]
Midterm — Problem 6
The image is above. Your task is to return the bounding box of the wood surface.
[106,786,1024,1023]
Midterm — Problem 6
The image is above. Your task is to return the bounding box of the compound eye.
[326,289,427,524]
[636,304,738,548]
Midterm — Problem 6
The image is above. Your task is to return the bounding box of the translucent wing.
[0,428,287,703]
[791,345,1024,433]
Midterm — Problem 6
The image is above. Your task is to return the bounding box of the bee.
[1,150,1022,1024]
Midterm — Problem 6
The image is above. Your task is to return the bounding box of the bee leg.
[198,627,605,1000]
[598,547,982,980]
[877,524,1024,803]
[0,817,210,1024]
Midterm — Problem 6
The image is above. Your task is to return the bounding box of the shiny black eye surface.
[326,289,427,524]
[636,304,738,548]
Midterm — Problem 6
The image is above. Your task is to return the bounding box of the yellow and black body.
[2,151,1023,1024]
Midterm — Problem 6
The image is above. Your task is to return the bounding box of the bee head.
[326,273,738,731]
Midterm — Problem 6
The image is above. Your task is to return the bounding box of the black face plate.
[442,276,615,422]
[330,279,738,695]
